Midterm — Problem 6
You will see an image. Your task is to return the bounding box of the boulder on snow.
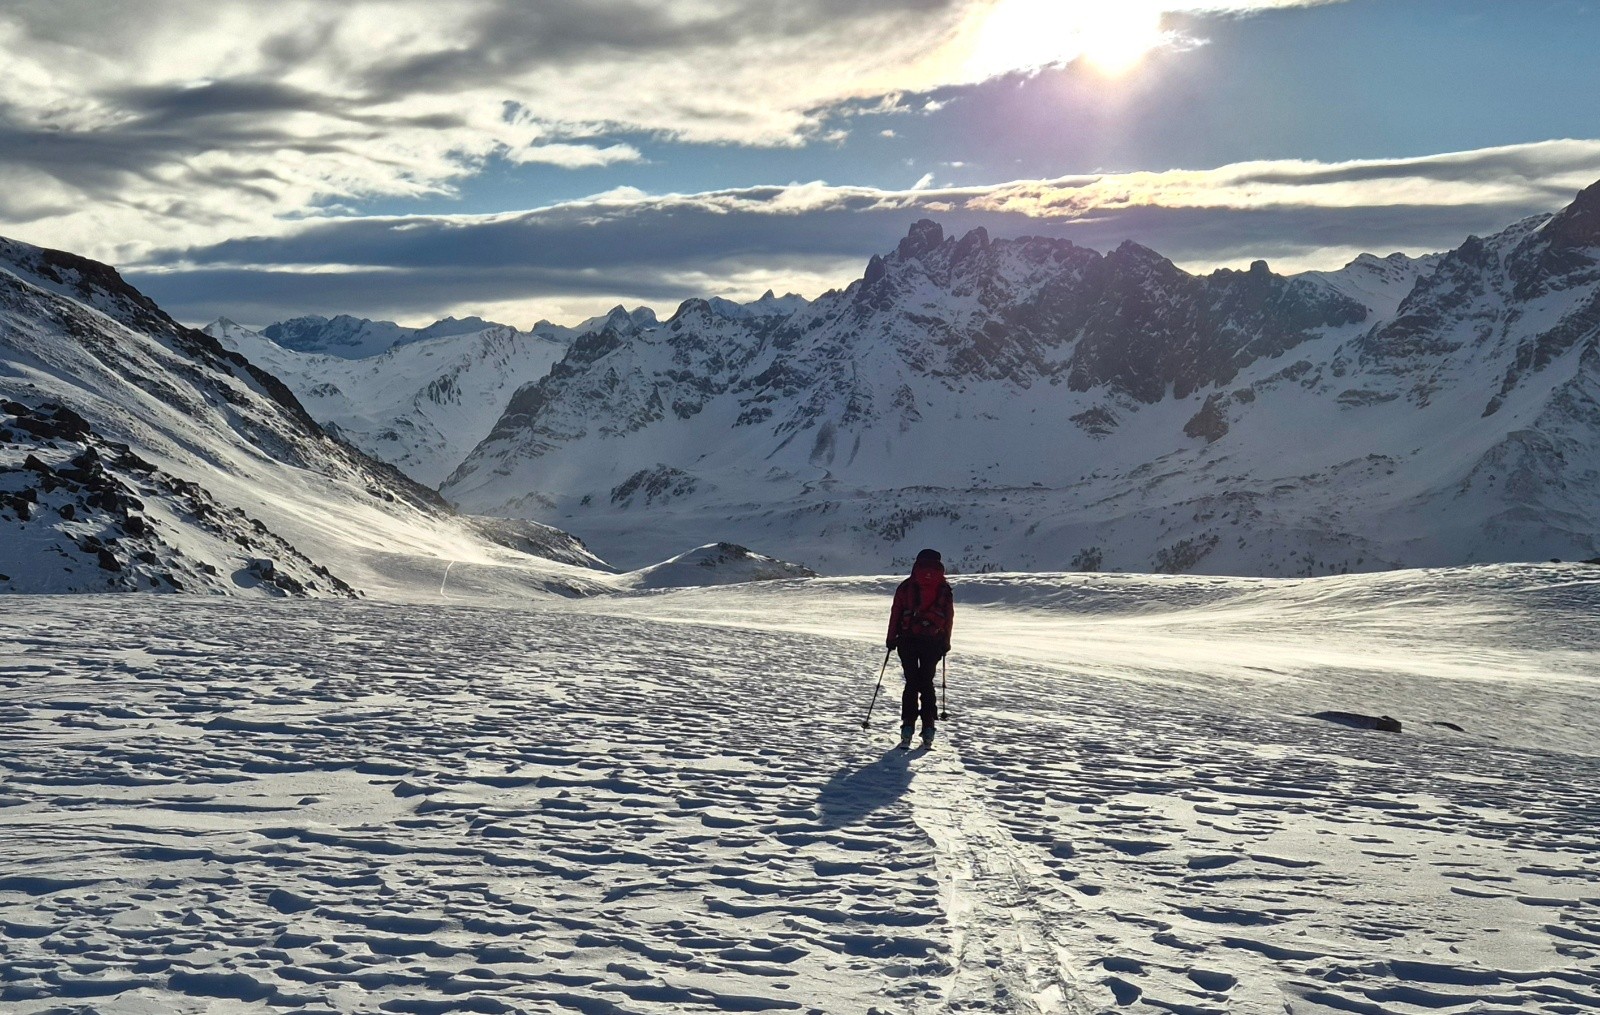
[1310,711,1403,733]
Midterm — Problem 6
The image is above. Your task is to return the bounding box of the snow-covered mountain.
[257,312,553,359]
[251,308,654,360]
[0,236,612,597]
[441,183,1600,575]
[206,317,575,487]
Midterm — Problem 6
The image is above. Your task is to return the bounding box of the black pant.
[897,637,941,729]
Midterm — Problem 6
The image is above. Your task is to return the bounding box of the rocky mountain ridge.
[0,236,610,596]
[434,181,1600,575]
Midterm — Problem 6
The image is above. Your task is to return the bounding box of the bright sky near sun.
[0,0,1596,327]
[968,0,1168,77]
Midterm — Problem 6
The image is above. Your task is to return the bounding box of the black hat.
[914,548,942,566]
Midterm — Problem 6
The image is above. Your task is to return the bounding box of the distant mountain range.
[424,181,1599,575]
[33,179,1598,579]
[251,309,657,359]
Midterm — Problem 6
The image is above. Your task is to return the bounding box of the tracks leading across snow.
[0,593,1596,1014]
[903,738,1088,1014]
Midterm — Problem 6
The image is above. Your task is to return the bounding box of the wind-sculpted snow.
[1,565,1596,1013]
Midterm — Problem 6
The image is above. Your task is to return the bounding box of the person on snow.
[886,548,953,747]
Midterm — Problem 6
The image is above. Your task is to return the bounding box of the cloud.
[126,139,1600,329]
[0,0,1355,264]
[970,141,1600,217]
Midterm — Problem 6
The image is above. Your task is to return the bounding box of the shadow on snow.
[816,747,915,828]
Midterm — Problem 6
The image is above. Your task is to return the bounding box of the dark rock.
[47,405,91,437]
[0,491,32,521]
[1429,721,1465,732]
[1183,394,1230,443]
[57,503,76,520]
[1070,406,1120,437]
[11,416,69,440]
[1310,711,1403,733]
[116,450,156,473]
[896,219,945,261]
[861,254,888,288]
[96,548,121,572]
[952,226,990,264]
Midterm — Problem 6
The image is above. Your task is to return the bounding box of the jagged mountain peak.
[1106,238,1177,272]
[1544,178,1600,249]
[896,219,946,261]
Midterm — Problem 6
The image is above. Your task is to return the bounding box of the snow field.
[2,566,1597,1013]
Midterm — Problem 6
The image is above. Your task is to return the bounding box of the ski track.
[0,596,1597,1014]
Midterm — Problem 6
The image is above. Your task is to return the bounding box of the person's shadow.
[816,747,916,828]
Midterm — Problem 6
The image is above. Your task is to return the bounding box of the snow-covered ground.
[3,563,1596,1013]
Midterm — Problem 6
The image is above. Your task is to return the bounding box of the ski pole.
[939,654,948,721]
[861,647,893,729]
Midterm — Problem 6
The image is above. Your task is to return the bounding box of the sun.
[967,0,1167,79]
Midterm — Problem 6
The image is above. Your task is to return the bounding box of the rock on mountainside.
[441,182,1600,575]
[0,237,610,596]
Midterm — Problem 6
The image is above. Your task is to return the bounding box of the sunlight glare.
[967,0,1167,79]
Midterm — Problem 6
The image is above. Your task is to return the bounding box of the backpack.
[898,577,951,639]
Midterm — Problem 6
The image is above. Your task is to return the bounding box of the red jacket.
[887,562,954,648]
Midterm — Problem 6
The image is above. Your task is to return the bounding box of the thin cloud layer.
[130,140,1600,328]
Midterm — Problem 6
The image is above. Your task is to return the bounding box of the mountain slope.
[0,236,610,597]
[207,318,574,487]
[440,184,1600,574]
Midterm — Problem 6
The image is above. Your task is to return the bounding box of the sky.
[1,0,1598,329]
